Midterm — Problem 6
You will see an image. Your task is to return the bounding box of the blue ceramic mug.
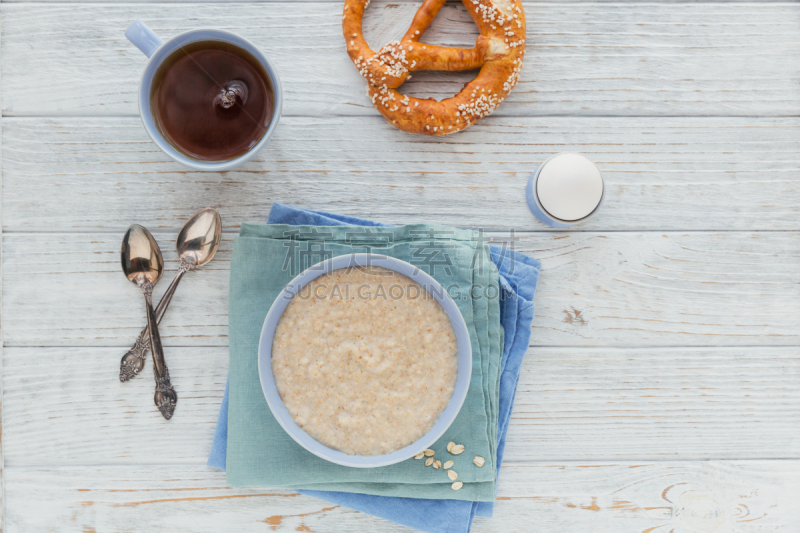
[125,20,283,172]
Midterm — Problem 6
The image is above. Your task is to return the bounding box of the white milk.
[526,153,604,228]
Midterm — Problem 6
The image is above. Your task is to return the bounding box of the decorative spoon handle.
[143,284,177,420]
[119,261,192,382]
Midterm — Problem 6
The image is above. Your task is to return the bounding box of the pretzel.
[343,0,526,136]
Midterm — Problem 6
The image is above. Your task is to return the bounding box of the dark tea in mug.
[150,40,275,161]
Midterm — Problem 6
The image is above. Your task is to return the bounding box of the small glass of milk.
[526,153,604,228]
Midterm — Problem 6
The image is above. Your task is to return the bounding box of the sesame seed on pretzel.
[343,0,526,136]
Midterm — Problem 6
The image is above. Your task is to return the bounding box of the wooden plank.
[0,13,5,533]
[506,346,800,461]
[5,461,799,532]
[3,116,800,232]
[3,346,799,465]
[3,3,799,117]
[3,231,798,348]
[3,233,233,348]
[2,347,228,466]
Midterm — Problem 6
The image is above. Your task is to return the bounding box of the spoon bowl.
[122,225,164,288]
[176,208,222,267]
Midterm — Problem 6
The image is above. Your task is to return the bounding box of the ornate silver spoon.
[119,208,222,382]
[121,224,177,420]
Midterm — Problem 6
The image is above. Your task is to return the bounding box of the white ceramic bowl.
[257,254,472,468]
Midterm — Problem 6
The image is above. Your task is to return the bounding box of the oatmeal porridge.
[272,266,459,456]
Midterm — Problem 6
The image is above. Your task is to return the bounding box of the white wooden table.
[1,1,799,531]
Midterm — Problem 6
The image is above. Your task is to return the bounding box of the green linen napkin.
[226,223,502,501]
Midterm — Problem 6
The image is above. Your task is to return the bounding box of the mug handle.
[125,20,163,58]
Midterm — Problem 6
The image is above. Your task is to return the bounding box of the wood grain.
[3,116,800,232]
[3,345,799,465]
[2,1,799,530]
[5,462,799,532]
[4,231,798,347]
[3,3,799,117]
[0,16,5,530]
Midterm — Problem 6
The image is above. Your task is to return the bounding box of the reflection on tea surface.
[150,40,275,162]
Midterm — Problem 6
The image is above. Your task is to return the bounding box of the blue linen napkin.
[208,203,540,533]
